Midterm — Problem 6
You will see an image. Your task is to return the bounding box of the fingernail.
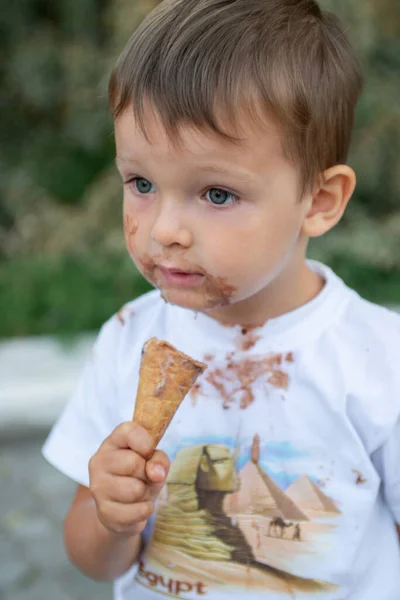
[152,465,166,479]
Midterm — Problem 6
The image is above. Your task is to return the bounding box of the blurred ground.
[0,431,112,600]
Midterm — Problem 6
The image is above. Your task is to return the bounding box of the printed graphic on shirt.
[135,434,342,598]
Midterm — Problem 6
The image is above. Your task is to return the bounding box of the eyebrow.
[114,156,255,185]
[198,166,256,188]
[200,165,250,178]
[115,155,131,167]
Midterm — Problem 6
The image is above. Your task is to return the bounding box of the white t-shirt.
[43,261,400,600]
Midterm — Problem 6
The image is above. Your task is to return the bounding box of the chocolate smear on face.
[124,214,138,257]
[202,274,236,308]
[142,258,237,309]
[162,269,236,309]
[139,252,156,281]
[123,219,164,294]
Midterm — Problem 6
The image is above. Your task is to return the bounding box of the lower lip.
[158,268,205,287]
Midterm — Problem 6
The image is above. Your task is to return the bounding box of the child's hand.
[88,422,170,537]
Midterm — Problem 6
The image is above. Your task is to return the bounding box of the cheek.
[204,209,300,283]
[123,213,139,257]
[123,204,159,285]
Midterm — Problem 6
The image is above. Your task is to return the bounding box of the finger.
[105,449,147,481]
[106,422,155,458]
[99,499,155,533]
[149,481,167,502]
[106,476,151,504]
[145,450,170,484]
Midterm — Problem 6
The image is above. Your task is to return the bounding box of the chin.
[160,287,228,311]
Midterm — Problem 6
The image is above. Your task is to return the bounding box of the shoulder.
[113,289,165,330]
[332,295,400,443]
[342,295,400,382]
[93,289,168,364]
[334,293,400,383]
[338,294,400,353]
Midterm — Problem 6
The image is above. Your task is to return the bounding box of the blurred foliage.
[311,0,400,269]
[0,253,152,337]
[0,0,399,337]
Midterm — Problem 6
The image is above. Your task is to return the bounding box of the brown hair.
[109,0,363,194]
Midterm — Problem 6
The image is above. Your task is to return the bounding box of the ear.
[302,165,356,238]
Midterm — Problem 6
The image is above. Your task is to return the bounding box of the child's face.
[115,107,315,324]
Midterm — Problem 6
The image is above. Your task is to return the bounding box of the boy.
[43,0,400,598]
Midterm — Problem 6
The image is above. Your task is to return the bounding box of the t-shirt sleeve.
[372,417,400,524]
[42,318,120,487]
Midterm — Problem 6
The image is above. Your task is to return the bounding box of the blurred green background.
[1,0,399,338]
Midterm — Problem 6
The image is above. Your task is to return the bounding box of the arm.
[64,485,143,581]
[397,524,400,541]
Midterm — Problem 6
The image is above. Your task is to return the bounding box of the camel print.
[267,518,302,541]
[268,517,294,539]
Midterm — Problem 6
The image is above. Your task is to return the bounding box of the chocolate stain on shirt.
[116,305,135,325]
[191,382,202,405]
[236,328,262,351]
[117,307,125,325]
[192,352,293,409]
[353,469,367,485]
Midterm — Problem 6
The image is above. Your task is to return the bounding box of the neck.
[204,259,324,328]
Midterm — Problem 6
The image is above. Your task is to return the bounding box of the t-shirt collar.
[168,261,355,353]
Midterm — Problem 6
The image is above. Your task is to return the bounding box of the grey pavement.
[0,334,96,433]
[0,431,112,600]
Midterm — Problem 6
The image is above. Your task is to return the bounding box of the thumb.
[145,450,170,498]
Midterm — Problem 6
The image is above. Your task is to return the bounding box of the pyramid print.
[224,461,309,521]
[286,475,341,514]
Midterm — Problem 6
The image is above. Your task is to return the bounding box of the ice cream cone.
[133,338,206,445]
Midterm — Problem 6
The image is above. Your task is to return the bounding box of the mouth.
[157,265,205,287]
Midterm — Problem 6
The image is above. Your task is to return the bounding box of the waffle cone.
[133,338,206,445]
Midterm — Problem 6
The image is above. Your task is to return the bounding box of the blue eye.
[131,177,156,194]
[205,188,237,206]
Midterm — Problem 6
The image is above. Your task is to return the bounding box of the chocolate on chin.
[133,338,206,445]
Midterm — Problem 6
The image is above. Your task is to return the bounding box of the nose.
[150,199,193,249]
